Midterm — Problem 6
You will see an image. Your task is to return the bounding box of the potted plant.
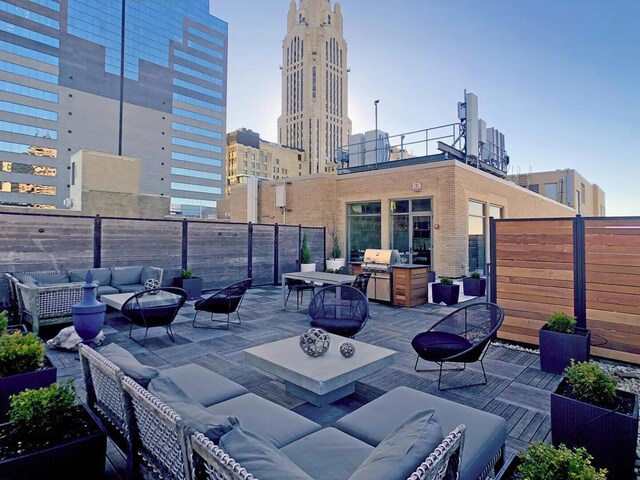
[551,360,638,479]
[326,224,345,271]
[0,322,56,421]
[173,268,203,300]
[431,277,459,305]
[0,380,107,478]
[539,312,590,374]
[462,271,486,297]
[500,442,607,479]
[300,232,315,272]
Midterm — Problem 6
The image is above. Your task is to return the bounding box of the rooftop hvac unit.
[275,185,286,207]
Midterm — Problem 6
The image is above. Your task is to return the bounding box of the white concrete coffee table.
[100,292,134,311]
[244,334,396,406]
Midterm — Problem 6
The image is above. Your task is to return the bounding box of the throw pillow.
[29,272,70,285]
[20,275,40,287]
[348,409,444,480]
[98,343,159,387]
[219,427,313,480]
[148,375,238,443]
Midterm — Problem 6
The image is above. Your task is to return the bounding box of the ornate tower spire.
[277,0,352,174]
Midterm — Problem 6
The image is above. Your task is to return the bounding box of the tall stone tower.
[277,0,352,174]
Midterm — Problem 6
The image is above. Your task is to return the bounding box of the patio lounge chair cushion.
[158,364,248,407]
[411,331,473,361]
[96,285,120,297]
[335,386,507,480]
[116,284,145,294]
[280,428,373,480]
[111,267,143,287]
[219,426,313,480]
[148,376,239,442]
[207,393,321,448]
[348,409,444,480]
[29,272,70,285]
[69,267,112,285]
[98,343,159,387]
[19,275,39,287]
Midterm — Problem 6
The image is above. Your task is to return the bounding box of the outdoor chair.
[122,287,187,346]
[337,265,354,275]
[192,278,252,330]
[308,285,369,338]
[351,272,371,296]
[412,302,504,390]
[284,278,316,309]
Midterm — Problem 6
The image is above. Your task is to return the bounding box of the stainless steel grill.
[361,249,401,302]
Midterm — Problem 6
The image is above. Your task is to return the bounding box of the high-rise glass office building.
[0,0,227,217]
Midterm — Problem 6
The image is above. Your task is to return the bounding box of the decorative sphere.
[299,328,331,357]
[144,278,160,294]
[340,342,356,358]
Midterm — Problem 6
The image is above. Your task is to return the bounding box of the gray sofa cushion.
[348,409,444,480]
[98,343,160,388]
[111,267,143,287]
[96,285,119,297]
[115,284,145,294]
[19,275,39,287]
[148,376,239,442]
[141,266,161,283]
[29,272,70,285]
[334,386,506,480]
[207,393,321,448]
[219,427,312,480]
[160,364,248,407]
[70,268,112,286]
[281,428,373,480]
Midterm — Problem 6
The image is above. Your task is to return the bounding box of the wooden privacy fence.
[490,216,640,364]
[0,212,326,296]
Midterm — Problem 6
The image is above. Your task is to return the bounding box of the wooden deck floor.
[45,285,559,479]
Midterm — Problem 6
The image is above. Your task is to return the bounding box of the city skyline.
[214,0,640,216]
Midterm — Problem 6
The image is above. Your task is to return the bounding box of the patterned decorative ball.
[340,342,356,358]
[144,278,160,294]
[299,328,331,357]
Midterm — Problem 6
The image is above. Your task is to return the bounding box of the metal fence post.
[298,224,302,268]
[93,214,101,268]
[181,219,188,271]
[323,226,327,271]
[574,215,587,329]
[248,222,253,280]
[274,224,279,285]
[489,217,497,304]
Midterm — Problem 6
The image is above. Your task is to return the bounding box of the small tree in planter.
[173,268,203,300]
[432,277,459,306]
[551,360,638,479]
[0,329,56,420]
[326,220,345,271]
[539,312,590,374]
[500,442,607,480]
[0,380,107,478]
[462,271,486,297]
[300,232,315,272]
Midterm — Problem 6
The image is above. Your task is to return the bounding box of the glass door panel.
[411,215,431,266]
[392,215,410,264]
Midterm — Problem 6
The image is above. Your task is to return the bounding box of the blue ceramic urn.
[72,270,106,341]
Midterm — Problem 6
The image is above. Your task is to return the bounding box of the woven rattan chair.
[192,278,252,330]
[122,287,187,346]
[412,302,504,390]
[308,285,369,338]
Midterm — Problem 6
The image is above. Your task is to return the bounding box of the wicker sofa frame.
[79,344,466,480]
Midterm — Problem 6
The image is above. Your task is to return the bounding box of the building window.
[347,202,382,263]
[543,183,558,202]
[528,184,539,194]
[468,201,486,274]
[390,199,432,266]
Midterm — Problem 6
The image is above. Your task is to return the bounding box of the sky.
[212,0,640,216]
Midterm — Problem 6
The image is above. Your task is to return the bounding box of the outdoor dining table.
[281,271,356,309]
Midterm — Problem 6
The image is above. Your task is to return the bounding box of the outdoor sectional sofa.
[79,343,506,480]
[5,266,163,333]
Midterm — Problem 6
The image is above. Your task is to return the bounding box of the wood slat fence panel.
[251,225,275,285]
[495,219,575,346]
[101,218,182,284]
[303,227,325,271]
[278,226,299,277]
[585,218,640,364]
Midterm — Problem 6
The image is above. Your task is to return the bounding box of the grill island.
[361,249,402,302]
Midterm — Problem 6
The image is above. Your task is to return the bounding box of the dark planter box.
[174,277,203,300]
[539,326,590,374]
[0,356,57,421]
[432,283,459,305]
[551,379,639,480]
[0,403,107,479]
[462,277,486,296]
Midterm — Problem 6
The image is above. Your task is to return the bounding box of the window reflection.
[1,182,56,195]
[2,162,57,176]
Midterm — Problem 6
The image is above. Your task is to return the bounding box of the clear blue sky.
[212,0,640,216]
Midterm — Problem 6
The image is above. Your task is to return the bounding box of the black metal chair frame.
[192,278,252,330]
[351,272,371,296]
[307,284,369,338]
[284,278,315,309]
[413,302,505,391]
[122,287,187,347]
[337,265,354,275]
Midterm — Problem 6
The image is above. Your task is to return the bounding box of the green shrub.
[0,310,8,335]
[545,312,576,334]
[470,271,481,279]
[181,269,193,279]
[439,277,453,286]
[0,332,46,377]
[517,442,607,480]
[325,268,335,274]
[301,232,312,264]
[331,236,342,260]
[9,380,77,443]
[563,360,616,405]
